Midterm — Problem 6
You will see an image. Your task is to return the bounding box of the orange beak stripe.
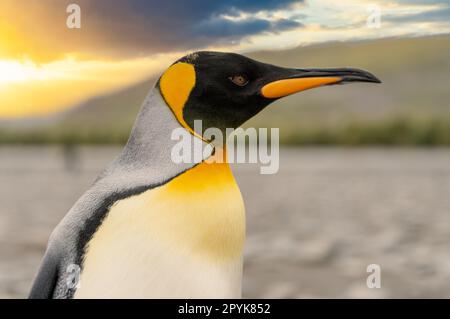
[261,77,342,99]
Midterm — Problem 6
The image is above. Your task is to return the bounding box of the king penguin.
[29,51,380,299]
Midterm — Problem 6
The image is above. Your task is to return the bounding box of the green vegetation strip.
[1,118,450,146]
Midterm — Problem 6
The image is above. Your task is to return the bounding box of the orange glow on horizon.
[0,56,173,118]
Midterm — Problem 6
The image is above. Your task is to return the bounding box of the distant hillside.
[247,35,450,129]
[1,35,450,145]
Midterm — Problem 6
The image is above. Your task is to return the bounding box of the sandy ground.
[1,146,450,298]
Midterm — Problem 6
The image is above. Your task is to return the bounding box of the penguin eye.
[229,75,249,87]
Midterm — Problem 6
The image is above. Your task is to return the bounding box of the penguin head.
[158,51,380,135]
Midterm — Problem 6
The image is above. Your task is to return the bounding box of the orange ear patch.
[159,62,196,131]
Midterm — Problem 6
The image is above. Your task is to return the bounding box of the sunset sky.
[0,0,449,117]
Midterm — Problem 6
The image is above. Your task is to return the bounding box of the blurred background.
[1,0,450,298]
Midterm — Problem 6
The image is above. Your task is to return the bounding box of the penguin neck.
[118,86,212,168]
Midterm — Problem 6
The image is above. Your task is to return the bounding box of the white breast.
[74,161,245,298]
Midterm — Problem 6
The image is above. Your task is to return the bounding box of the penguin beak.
[261,67,381,99]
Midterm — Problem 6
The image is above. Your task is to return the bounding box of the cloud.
[80,0,304,54]
[191,16,303,39]
[0,0,303,61]
[395,0,449,4]
[385,5,450,23]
